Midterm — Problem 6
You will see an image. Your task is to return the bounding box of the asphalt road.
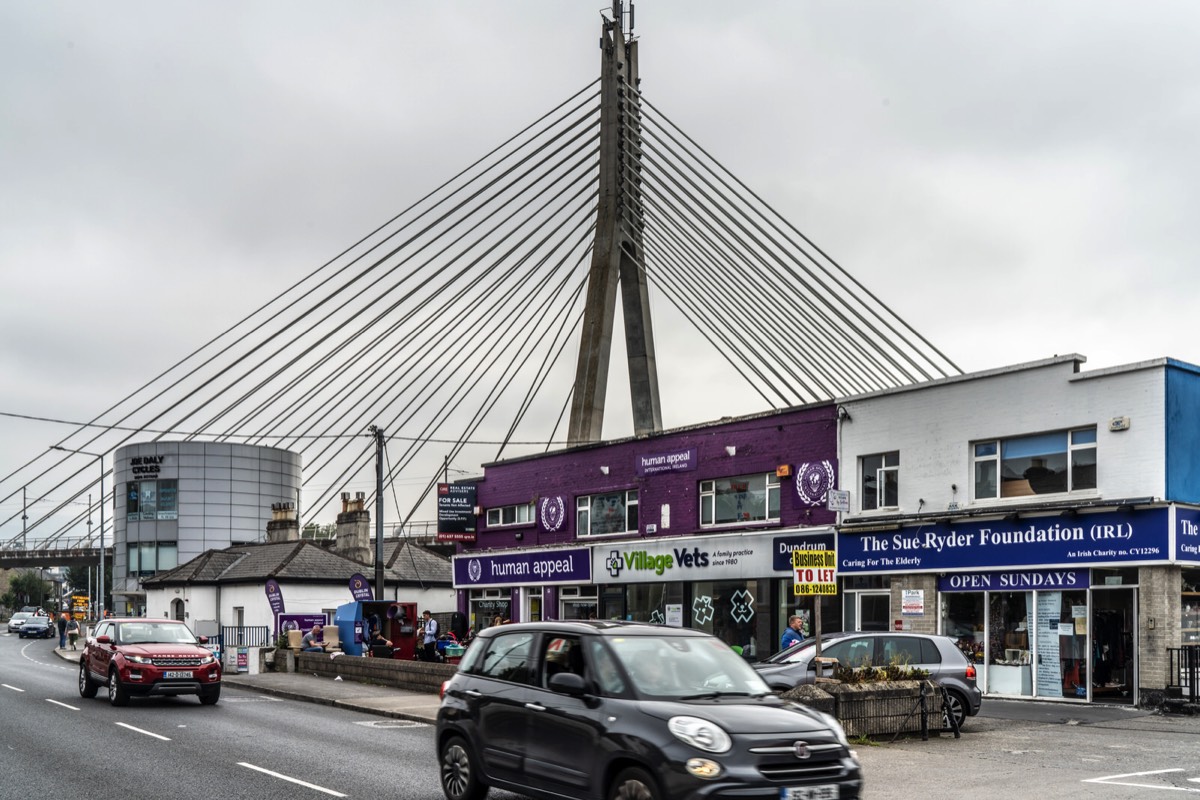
[0,633,525,800]
[5,631,1200,799]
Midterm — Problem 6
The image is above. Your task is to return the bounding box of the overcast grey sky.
[4,1,1199,527]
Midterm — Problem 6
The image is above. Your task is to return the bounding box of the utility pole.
[371,426,385,600]
[568,0,662,444]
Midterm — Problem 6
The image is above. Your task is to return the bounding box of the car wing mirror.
[548,672,588,696]
[197,635,208,644]
[96,635,112,644]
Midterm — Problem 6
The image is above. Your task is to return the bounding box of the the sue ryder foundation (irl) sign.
[840,508,1175,573]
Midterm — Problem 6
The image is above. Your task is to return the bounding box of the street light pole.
[51,446,106,620]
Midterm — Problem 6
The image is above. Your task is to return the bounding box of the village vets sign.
[840,507,1171,573]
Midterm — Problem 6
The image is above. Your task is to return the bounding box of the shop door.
[857,592,890,631]
[1091,589,1136,704]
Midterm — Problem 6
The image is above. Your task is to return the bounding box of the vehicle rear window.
[919,638,943,664]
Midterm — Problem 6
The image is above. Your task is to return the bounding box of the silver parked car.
[752,631,982,729]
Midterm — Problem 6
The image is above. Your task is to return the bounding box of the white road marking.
[1084,768,1200,793]
[2,684,25,692]
[115,722,172,741]
[46,699,79,711]
[238,762,347,797]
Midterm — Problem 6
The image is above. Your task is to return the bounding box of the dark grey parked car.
[436,620,863,800]
[753,632,982,729]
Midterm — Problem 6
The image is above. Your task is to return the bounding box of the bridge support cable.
[158,113,602,442]
[626,128,894,398]
[0,84,600,534]
[629,113,947,398]
[199,142,601,446]
[633,86,960,382]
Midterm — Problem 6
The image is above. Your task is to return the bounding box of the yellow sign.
[792,549,837,596]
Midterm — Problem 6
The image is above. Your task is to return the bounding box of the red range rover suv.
[79,617,222,706]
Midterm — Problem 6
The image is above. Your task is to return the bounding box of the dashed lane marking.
[46,699,79,711]
[2,684,25,692]
[115,722,171,741]
[238,762,347,797]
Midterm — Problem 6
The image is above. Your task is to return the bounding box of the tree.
[4,570,50,612]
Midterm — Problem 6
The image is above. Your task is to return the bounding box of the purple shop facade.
[448,404,840,628]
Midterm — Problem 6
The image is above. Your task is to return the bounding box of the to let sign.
[792,549,837,596]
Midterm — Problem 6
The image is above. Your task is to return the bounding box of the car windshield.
[117,622,198,645]
[12,613,31,622]
[606,634,771,699]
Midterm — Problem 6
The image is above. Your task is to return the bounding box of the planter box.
[824,680,943,737]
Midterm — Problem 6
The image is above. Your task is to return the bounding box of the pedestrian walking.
[66,617,80,650]
[56,613,68,649]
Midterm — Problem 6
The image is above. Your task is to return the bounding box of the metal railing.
[1167,646,1200,704]
[218,626,273,648]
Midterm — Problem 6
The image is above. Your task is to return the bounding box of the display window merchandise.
[938,568,1136,703]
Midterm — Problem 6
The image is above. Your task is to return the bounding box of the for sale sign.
[792,549,837,596]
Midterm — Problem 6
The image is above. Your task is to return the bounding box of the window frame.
[698,472,780,527]
[575,490,639,538]
[972,427,1097,501]
[860,452,900,511]
[486,502,534,528]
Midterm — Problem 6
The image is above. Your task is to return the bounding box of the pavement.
[51,644,443,724]
[48,644,1200,732]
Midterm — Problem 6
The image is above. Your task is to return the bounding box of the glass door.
[1091,588,1136,704]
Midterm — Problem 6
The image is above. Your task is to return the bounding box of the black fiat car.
[436,620,862,800]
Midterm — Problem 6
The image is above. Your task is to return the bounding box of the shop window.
[127,541,178,578]
[860,452,899,511]
[486,502,534,527]
[972,428,1097,500]
[576,490,638,537]
[125,479,178,521]
[699,473,779,526]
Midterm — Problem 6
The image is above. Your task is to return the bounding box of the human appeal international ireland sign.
[453,547,591,588]
[840,508,1169,573]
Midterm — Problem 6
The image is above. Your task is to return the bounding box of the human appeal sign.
[453,548,591,588]
[839,508,1169,573]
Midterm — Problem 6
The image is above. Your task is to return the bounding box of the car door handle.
[464,689,482,697]
[525,702,546,712]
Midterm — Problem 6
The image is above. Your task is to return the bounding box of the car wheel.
[439,735,487,800]
[108,670,130,707]
[942,690,967,730]
[608,767,660,800]
[199,686,221,705]
[79,662,98,698]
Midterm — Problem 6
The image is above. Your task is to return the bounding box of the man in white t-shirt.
[420,610,439,661]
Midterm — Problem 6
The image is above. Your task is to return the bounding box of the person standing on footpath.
[419,610,439,662]
[66,617,80,649]
[780,615,806,650]
[56,613,68,649]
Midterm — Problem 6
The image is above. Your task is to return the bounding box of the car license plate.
[164,671,193,679]
[781,786,839,800]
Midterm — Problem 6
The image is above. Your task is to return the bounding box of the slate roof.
[143,539,450,588]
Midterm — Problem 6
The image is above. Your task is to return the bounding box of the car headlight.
[198,654,215,665]
[668,716,731,754]
[816,710,851,748]
[126,655,152,665]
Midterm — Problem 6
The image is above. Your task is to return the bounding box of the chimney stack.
[266,502,299,543]
[335,491,372,564]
